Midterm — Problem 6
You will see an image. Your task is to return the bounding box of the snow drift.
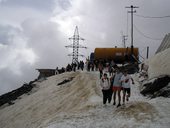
[148,48,170,79]
[0,71,170,128]
[139,47,170,98]
[0,71,102,128]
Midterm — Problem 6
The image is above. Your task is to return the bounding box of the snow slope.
[0,71,170,128]
[148,48,170,79]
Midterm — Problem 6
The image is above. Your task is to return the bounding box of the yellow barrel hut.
[94,47,138,63]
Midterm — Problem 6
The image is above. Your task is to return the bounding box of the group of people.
[66,61,85,72]
[56,59,134,108]
[86,59,116,73]
[100,68,134,107]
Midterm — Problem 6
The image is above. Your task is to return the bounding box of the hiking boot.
[117,104,121,108]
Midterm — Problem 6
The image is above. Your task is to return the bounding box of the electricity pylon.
[65,26,87,64]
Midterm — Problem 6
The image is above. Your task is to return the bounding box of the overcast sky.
[0,0,170,95]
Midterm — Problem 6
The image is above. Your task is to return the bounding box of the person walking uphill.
[100,73,111,105]
[112,69,123,107]
[121,70,134,105]
[98,62,103,79]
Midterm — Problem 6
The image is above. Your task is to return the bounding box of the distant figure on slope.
[98,62,103,79]
[79,61,84,71]
[140,62,149,79]
[100,73,111,105]
[90,62,94,71]
[108,65,114,76]
[112,68,123,107]
[55,67,59,75]
[72,62,77,72]
[87,61,91,71]
[66,64,72,72]
[120,70,134,105]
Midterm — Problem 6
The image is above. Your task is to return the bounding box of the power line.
[134,14,170,19]
[134,24,163,40]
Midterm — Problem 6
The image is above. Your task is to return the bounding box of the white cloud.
[0,24,38,94]
[0,24,37,75]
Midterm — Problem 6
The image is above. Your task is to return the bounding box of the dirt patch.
[57,77,75,85]
[114,101,158,122]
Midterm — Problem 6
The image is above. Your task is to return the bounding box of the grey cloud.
[21,19,69,67]
[0,19,70,95]
[0,0,56,12]
[57,0,71,10]
[0,64,38,95]
[0,68,21,95]
[0,25,21,45]
[0,24,38,95]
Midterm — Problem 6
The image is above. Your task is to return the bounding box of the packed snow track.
[0,71,170,128]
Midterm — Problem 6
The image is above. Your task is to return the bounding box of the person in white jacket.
[100,73,111,105]
[120,70,134,105]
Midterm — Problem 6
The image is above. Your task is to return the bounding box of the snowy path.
[42,72,170,128]
[0,71,169,128]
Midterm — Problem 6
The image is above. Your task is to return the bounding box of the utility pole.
[121,31,128,48]
[146,46,149,59]
[65,26,87,64]
[126,5,139,55]
[122,35,128,48]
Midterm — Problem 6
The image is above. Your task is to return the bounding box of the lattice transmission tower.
[65,26,87,64]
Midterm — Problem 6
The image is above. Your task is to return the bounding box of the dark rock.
[8,101,14,105]
[0,79,37,107]
[153,84,170,98]
[141,76,170,98]
[57,77,74,86]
